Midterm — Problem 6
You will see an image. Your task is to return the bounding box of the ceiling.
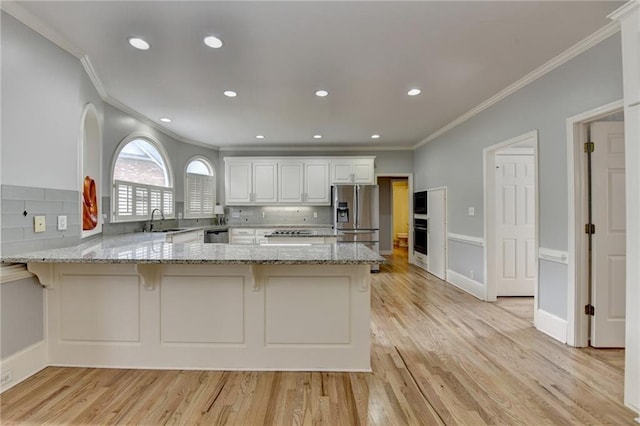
[5,1,623,150]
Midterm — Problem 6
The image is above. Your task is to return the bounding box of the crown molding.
[607,0,639,21]
[218,145,414,152]
[1,1,84,58]
[80,56,108,99]
[412,20,621,150]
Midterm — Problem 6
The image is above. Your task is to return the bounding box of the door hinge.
[584,142,595,153]
[585,224,595,235]
[585,304,595,316]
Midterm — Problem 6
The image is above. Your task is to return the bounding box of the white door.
[427,188,446,280]
[495,154,536,296]
[279,162,304,204]
[591,122,626,348]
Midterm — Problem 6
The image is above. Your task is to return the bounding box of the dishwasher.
[204,229,229,243]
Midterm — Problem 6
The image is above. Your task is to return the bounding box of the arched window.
[112,136,174,221]
[185,157,216,218]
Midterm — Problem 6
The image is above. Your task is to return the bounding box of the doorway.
[567,101,626,348]
[376,174,413,264]
[484,131,539,325]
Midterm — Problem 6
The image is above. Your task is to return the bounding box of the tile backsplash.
[1,184,81,256]
[225,205,333,226]
[1,188,334,255]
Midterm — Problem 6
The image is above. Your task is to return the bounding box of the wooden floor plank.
[1,248,636,425]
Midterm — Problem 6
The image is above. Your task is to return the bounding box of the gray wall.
[1,277,44,359]
[102,103,220,208]
[414,34,623,317]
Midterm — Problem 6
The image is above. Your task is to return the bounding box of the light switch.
[34,216,46,233]
[468,207,475,216]
[313,211,318,218]
[57,215,67,231]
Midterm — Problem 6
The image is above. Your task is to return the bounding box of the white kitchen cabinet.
[278,161,304,204]
[165,229,204,243]
[229,228,277,244]
[255,229,276,244]
[229,228,255,244]
[226,156,373,205]
[278,159,331,205]
[304,160,331,204]
[225,161,252,204]
[330,157,375,184]
[225,159,278,205]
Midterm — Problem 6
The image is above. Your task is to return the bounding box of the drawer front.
[230,228,256,236]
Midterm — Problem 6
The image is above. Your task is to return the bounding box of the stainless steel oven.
[414,218,427,255]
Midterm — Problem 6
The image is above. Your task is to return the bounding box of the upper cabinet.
[225,159,278,205]
[330,157,375,184]
[225,156,374,205]
[278,159,331,205]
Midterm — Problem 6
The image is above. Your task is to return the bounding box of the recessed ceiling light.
[224,90,237,98]
[313,135,322,139]
[128,37,150,50]
[256,135,265,139]
[160,117,171,123]
[371,134,380,139]
[315,90,329,97]
[407,88,421,96]
[204,35,224,49]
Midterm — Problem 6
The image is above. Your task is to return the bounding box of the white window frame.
[184,156,216,219]
[111,133,174,223]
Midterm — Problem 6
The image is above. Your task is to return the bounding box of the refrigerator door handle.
[354,185,359,229]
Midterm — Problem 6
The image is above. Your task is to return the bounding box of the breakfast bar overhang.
[6,234,383,372]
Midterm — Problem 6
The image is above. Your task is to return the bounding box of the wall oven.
[414,218,428,255]
[413,191,427,214]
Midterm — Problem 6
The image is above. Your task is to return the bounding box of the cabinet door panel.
[253,162,278,204]
[305,161,330,204]
[352,159,374,184]
[279,162,304,204]
[226,162,252,205]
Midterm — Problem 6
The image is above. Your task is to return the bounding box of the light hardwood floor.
[1,249,636,425]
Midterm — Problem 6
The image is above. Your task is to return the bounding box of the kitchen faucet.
[148,208,165,231]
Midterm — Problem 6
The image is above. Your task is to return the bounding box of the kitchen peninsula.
[4,233,383,372]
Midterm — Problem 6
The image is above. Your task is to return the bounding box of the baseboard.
[534,309,567,343]
[446,269,485,300]
[0,340,47,393]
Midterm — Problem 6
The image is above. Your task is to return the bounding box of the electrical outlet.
[313,211,318,218]
[0,370,13,386]
[468,207,475,216]
[34,215,46,232]
[178,213,183,219]
[469,270,475,280]
[57,215,67,231]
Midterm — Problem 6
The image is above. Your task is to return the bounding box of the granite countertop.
[2,232,383,265]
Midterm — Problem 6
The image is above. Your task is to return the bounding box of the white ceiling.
[6,1,622,150]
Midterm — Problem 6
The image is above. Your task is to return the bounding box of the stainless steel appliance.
[413,190,427,214]
[204,229,229,243]
[333,185,380,272]
[414,218,427,255]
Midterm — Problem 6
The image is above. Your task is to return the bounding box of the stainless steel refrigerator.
[333,185,380,272]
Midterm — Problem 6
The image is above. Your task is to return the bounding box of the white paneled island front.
[5,233,383,372]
